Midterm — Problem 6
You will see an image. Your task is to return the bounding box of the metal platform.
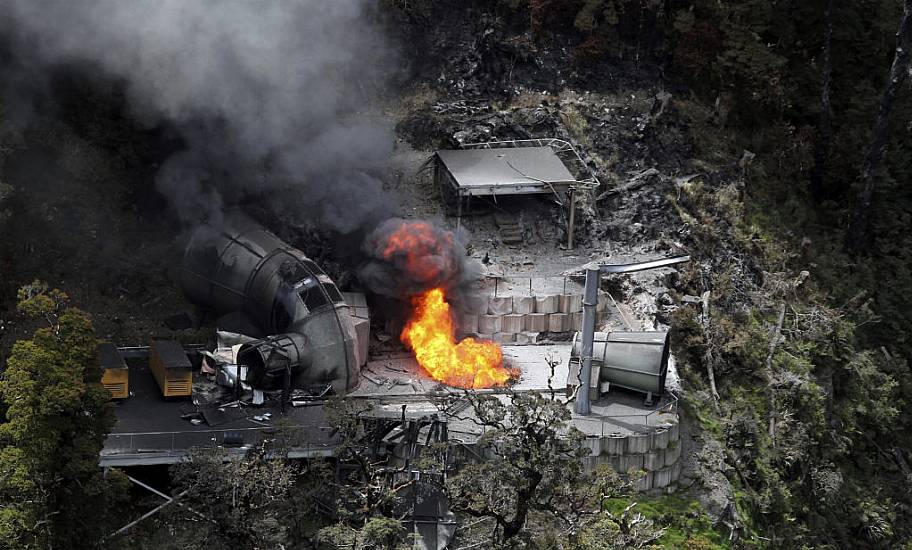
[102,345,676,466]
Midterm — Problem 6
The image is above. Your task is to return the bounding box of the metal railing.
[102,425,335,457]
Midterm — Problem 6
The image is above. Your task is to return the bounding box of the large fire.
[401,288,514,389]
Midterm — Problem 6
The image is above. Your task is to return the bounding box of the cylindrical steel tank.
[179,213,361,391]
[570,331,670,396]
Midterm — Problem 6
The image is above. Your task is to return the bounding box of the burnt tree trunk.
[845,0,912,252]
[810,0,834,202]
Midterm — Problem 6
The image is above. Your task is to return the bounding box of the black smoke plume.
[358,218,482,299]
[0,0,396,234]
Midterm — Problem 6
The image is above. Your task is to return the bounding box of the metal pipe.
[575,255,691,415]
[598,255,691,274]
[575,267,599,415]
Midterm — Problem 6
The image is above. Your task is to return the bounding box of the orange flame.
[401,288,514,389]
[382,221,455,284]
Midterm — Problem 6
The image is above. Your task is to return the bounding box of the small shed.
[99,343,129,399]
[433,139,599,247]
[435,146,577,197]
[149,340,193,398]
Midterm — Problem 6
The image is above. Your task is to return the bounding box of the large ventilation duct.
[237,333,312,391]
[570,331,670,397]
[179,213,367,392]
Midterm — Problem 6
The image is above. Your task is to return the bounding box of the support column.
[575,267,599,415]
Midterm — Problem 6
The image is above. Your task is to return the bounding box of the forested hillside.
[0,1,910,548]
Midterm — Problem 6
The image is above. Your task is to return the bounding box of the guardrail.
[103,425,335,457]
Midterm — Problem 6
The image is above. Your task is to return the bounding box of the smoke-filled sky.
[0,0,396,233]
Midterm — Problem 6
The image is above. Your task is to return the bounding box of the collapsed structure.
[179,213,369,392]
[100,143,688,548]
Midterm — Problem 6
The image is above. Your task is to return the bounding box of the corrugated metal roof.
[436,147,576,189]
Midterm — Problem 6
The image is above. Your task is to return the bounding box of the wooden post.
[567,188,576,249]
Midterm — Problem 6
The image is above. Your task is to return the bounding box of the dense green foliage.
[0,283,126,549]
[382,0,912,546]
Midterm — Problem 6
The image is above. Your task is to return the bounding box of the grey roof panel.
[151,340,192,369]
[436,147,576,189]
[98,343,127,370]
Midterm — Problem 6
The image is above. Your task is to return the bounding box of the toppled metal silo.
[180,213,368,392]
[569,331,670,400]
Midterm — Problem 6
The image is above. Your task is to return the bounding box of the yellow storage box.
[149,340,192,398]
[98,342,129,399]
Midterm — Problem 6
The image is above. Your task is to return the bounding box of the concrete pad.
[534,295,560,314]
[501,314,525,334]
[478,315,502,334]
[525,313,548,332]
[488,296,513,315]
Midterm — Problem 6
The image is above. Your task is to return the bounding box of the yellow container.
[98,343,129,399]
[149,340,192,398]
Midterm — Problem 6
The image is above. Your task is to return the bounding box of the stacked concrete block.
[602,435,626,455]
[460,313,479,334]
[559,294,583,313]
[488,296,513,315]
[618,454,644,472]
[477,315,502,334]
[644,451,664,471]
[513,296,535,314]
[534,295,560,314]
[466,294,489,314]
[494,332,515,344]
[525,313,548,332]
[585,419,683,491]
[626,433,651,454]
[570,312,583,331]
[476,333,494,341]
[501,314,525,334]
[514,332,541,345]
[664,442,681,467]
[548,313,569,333]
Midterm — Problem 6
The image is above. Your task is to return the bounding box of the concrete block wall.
[580,422,682,491]
[458,287,610,343]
